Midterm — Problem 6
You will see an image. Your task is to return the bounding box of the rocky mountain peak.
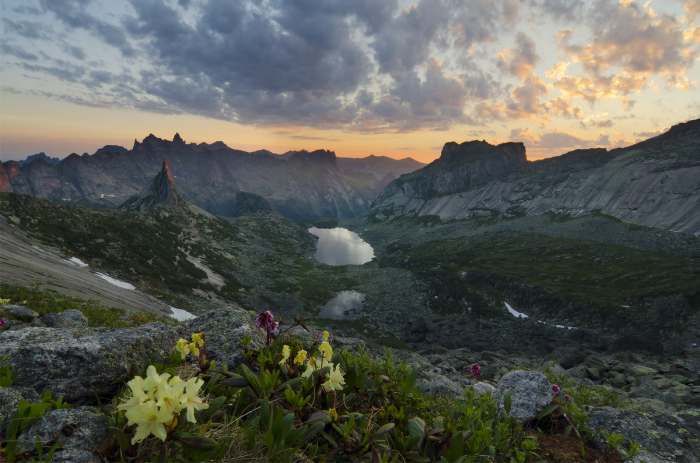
[173,133,184,144]
[118,160,186,212]
[288,149,339,170]
[439,140,526,166]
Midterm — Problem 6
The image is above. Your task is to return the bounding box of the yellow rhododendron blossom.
[126,400,174,444]
[302,356,333,378]
[279,345,291,365]
[323,363,346,391]
[189,342,200,357]
[322,331,329,341]
[180,377,209,423]
[176,338,191,360]
[142,365,171,399]
[0,299,10,304]
[191,333,204,347]
[319,341,333,361]
[294,349,307,365]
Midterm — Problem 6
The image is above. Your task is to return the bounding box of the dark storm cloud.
[2,18,49,39]
[0,41,39,61]
[38,0,136,56]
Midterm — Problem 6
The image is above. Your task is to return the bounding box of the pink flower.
[470,363,482,381]
[256,311,274,329]
[269,321,279,333]
[0,318,5,326]
[552,384,560,394]
[564,395,570,401]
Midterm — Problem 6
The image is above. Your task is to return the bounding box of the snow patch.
[68,257,89,267]
[95,273,135,290]
[504,302,529,319]
[169,306,197,321]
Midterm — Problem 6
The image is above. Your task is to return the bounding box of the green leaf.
[503,389,512,415]
[376,423,395,436]
[222,376,248,388]
[565,425,572,437]
[110,427,131,451]
[175,435,218,451]
[407,417,426,450]
[536,404,559,420]
[196,396,226,423]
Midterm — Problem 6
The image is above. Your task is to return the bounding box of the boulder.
[584,354,610,372]
[418,374,464,397]
[0,323,178,404]
[496,370,555,422]
[6,305,39,322]
[472,382,496,397]
[177,307,266,371]
[588,407,700,463]
[0,386,41,437]
[544,346,587,369]
[59,309,89,326]
[14,408,110,463]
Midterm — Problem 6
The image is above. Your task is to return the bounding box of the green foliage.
[543,367,624,408]
[4,399,52,460]
[311,217,339,229]
[0,354,18,387]
[0,283,169,329]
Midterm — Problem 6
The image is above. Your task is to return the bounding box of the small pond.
[308,227,374,266]
[319,291,366,320]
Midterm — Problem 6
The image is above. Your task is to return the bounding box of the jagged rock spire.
[118,160,186,212]
[173,133,184,144]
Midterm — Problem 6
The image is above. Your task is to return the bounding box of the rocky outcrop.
[496,370,555,421]
[177,307,266,371]
[3,161,33,195]
[15,408,111,463]
[0,386,41,437]
[0,162,12,193]
[378,141,527,201]
[0,323,178,403]
[371,118,700,234]
[119,160,187,212]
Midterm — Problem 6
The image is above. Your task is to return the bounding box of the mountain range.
[0,135,425,222]
[373,118,700,234]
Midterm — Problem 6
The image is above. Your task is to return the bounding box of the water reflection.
[319,291,366,320]
[308,227,374,266]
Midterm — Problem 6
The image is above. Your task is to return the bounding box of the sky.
[1,0,699,163]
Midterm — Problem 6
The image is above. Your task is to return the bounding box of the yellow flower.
[294,349,307,366]
[0,299,10,304]
[191,333,204,347]
[125,400,174,444]
[302,357,333,378]
[328,408,338,421]
[319,341,333,361]
[322,331,329,341]
[179,377,209,423]
[117,375,150,413]
[322,363,346,391]
[279,345,291,365]
[175,338,191,360]
[189,342,200,357]
[142,365,171,400]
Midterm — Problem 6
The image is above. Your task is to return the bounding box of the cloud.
[39,0,136,56]
[509,126,617,157]
[289,135,342,141]
[506,74,549,120]
[2,18,49,39]
[497,31,540,78]
[634,127,670,138]
[0,41,39,61]
[548,97,582,119]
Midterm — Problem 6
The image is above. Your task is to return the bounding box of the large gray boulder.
[15,408,110,463]
[588,407,700,463]
[0,323,178,403]
[496,370,555,421]
[178,307,266,370]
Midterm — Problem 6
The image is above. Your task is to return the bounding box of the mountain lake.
[308,227,374,266]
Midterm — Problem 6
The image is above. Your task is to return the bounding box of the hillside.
[373,118,700,234]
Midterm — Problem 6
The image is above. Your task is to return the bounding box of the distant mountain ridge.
[13,152,61,167]
[370,118,700,234]
[1,134,424,222]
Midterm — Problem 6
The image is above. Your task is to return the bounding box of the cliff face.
[377,141,527,201]
[370,118,700,234]
[0,162,12,193]
[119,160,188,212]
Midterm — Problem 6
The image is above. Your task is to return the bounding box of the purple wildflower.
[256,311,274,330]
[564,395,570,401]
[270,321,279,333]
[470,363,482,381]
[0,318,5,326]
[552,384,560,394]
